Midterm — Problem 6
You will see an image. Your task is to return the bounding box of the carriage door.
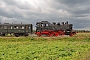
[25,25,29,33]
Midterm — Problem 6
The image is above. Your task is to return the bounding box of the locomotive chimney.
[53,22,56,25]
[62,22,64,25]
[57,22,60,25]
[66,21,68,24]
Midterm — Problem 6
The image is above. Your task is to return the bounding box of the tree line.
[75,30,90,33]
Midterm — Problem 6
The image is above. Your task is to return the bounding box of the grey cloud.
[1,0,17,5]
[56,0,90,6]
[71,19,90,29]
[0,0,90,30]
[0,7,23,18]
[1,0,32,9]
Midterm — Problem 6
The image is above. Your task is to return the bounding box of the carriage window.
[8,26,12,29]
[11,26,12,29]
[14,26,18,29]
[4,26,7,29]
[29,26,30,29]
[8,26,10,29]
[26,26,28,29]
[0,26,3,29]
[20,26,24,29]
[22,26,24,29]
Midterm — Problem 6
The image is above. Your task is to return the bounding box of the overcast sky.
[0,0,90,30]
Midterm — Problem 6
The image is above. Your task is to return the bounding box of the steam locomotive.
[0,21,76,37]
[35,21,76,36]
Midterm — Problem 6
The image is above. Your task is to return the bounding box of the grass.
[0,33,90,60]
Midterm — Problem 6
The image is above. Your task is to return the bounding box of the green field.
[0,33,90,60]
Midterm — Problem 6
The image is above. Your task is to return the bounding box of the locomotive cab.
[36,21,50,32]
